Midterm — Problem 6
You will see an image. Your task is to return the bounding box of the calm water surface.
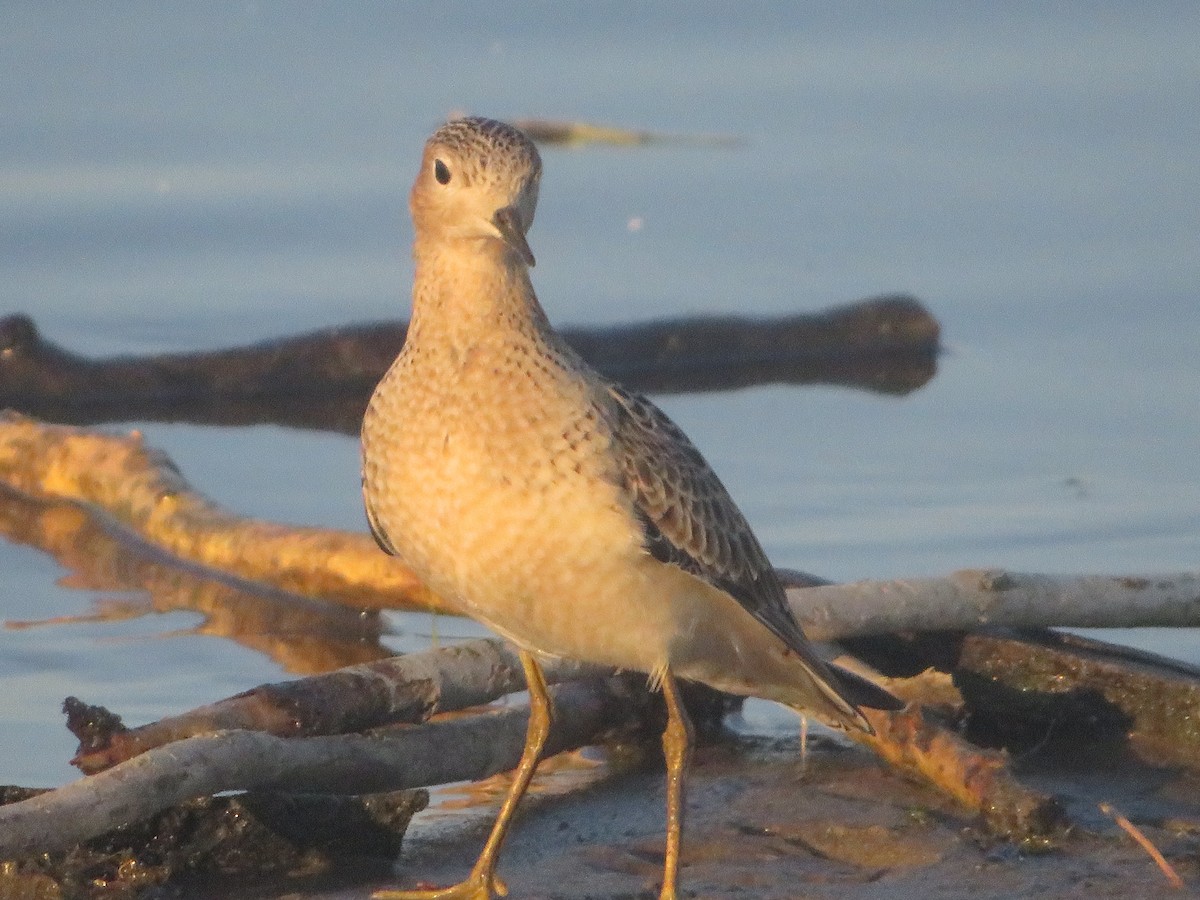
[1,4,1198,787]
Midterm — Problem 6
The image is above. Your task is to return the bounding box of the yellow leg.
[374,650,553,900]
[658,670,694,900]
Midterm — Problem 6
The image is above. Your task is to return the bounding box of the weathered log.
[0,295,938,431]
[58,630,1063,842]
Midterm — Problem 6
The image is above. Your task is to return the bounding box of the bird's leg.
[658,670,694,900]
[466,650,553,886]
[373,649,553,900]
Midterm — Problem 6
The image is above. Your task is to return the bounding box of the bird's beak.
[492,206,536,267]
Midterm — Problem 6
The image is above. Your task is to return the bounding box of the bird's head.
[410,116,542,267]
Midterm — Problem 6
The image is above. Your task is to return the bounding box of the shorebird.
[361,116,901,900]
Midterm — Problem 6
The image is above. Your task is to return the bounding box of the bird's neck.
[408,240,554,349]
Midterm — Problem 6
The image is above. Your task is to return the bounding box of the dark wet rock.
[0,787,426,899]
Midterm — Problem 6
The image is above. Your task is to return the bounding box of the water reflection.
[0,484,389,675]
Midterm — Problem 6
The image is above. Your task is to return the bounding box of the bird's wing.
[602,384,811,653]
[362,477,399,556]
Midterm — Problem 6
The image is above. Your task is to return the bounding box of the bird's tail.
[790,658,903,735]
[829,662,904,715]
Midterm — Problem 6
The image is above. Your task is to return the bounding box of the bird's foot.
[373,872,508,900]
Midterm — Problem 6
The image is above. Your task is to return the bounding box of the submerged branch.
[515,117,744,148]
[0,295,938,432]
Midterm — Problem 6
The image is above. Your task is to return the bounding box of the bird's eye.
[434,159,451,184]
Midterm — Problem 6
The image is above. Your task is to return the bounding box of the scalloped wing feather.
[602,384,813,652]
[602,385,903,722]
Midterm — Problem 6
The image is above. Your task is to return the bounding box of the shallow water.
[1,4,1198,789]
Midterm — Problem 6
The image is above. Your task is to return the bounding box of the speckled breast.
[361,337,652,659]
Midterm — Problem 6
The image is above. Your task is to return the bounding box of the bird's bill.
[492,206,536,267]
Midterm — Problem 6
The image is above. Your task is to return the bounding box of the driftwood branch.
[10,627,1196,865]
[4,300,1198,890]
[783,569,1200,640]
[69,637,604,774]
[0,296,938,431]
[0,677,642,860]
[2,413,1197,639]
[0,411,447,611]
[855,705,1065,838]
[10,644,1062,864]
[0,397,1196,876]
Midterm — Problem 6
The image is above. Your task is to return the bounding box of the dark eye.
[434,159,451,184]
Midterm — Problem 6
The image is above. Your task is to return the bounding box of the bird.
[360,116,902,900]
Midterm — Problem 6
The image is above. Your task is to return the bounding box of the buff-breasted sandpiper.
[361,116,901,900]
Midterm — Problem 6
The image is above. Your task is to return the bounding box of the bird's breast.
[361,338,647,647]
